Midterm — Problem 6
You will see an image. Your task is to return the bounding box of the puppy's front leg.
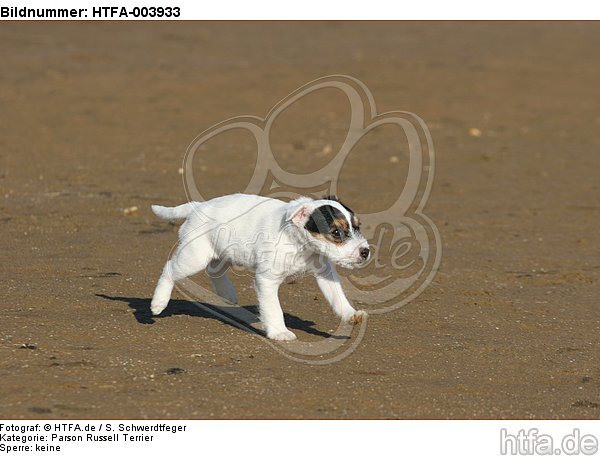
[255,275,296,341]
[314,261,366,324]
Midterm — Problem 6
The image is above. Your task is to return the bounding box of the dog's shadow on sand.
[95,294,347,340]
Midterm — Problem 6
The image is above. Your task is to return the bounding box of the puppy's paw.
[150,300,167,316]
[342,310,367,325]
[350,310,367,324]
[267,329,297,341]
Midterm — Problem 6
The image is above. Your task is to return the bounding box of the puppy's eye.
[331,228,342,238]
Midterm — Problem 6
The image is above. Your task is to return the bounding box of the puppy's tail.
[151,203,193,222]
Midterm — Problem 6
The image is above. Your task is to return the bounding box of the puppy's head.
[287,196,370,268]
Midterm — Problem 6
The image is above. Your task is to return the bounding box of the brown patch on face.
[308,225,346,246]
[333,217,350,232]
[304,204,351,245]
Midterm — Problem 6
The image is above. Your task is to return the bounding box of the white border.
[2,0,599,20]
[1,420,599,456]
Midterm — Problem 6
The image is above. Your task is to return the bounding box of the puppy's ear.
[323,195,356,217]
[286,199,315,226]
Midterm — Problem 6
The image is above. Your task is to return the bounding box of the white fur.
[150,194,369,341]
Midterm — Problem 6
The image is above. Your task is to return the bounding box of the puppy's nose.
[359,247,370,261]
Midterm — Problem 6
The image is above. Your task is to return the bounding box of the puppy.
[150,194,370,340]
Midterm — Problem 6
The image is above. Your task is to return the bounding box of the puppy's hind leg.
[255,275,296,341]
[151,238,214,315]
[151,260,177,315]
[208,260,238,304]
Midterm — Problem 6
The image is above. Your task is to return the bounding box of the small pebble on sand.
[123,206,138,215]
[320,144,333,156]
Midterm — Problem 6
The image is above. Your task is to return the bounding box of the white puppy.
[150,194,370,341]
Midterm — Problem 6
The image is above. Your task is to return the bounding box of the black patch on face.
[322,195,361,231]
[304,204,346,234]
[304,204,350,244]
